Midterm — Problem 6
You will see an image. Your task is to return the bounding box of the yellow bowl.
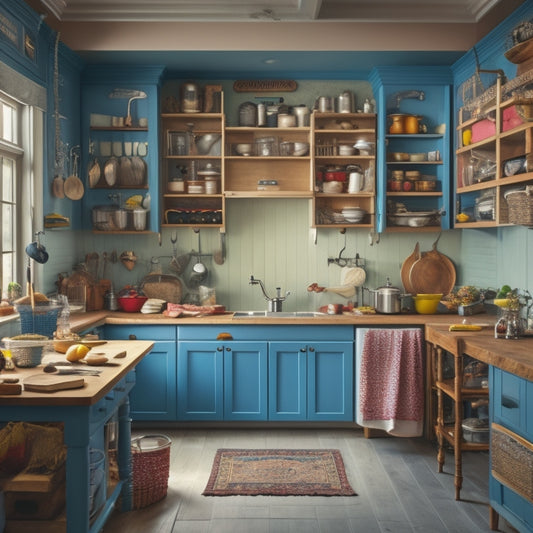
[415,293,443,300]
[413,295,442,314]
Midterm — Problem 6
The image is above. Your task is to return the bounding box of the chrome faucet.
[250,275,290,312]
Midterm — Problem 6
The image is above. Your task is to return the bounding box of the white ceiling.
[38,0,505,23]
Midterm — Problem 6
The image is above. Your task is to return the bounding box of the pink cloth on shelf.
[359,328,424,424]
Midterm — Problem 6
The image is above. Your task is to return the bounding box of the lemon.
[493,298,511,308]
[66,343,90,362]
[456,213,470,223]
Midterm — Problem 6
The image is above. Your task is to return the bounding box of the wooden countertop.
[70,310,489,330]
[426,324,533,382]
[0,340,154,406]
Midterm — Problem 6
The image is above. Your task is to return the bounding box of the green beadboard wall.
[41,198,464,311]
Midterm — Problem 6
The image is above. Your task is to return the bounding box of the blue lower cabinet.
[489,366,533,533]
[268,342,307,420]
[269,341,354,421]
[178,341,268,421]
[104,325,177,420]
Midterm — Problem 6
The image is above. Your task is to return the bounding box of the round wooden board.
[408,249,456,296]
[401,242,423,294]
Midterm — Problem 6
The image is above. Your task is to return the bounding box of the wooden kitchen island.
[0,340,154,533]
[426,324,533,532]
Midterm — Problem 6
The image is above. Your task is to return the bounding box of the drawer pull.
[129,334,137,340]
[501,395,519,409]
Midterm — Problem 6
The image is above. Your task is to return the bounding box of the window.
[0,93,23,298]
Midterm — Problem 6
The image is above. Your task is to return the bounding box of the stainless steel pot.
[364,278,410,314]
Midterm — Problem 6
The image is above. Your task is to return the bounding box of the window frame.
[0,93,24,297]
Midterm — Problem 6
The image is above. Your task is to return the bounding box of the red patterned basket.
[131,434,171,509]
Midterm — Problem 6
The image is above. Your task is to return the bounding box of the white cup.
[138,117,148,127]
[348,172,364,193]
[133,208,146,231]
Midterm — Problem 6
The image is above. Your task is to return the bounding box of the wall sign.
[233,80,297,92]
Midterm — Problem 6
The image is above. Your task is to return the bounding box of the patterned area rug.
[202,449,356,496]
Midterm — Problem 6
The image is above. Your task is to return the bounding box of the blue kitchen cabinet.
[80,65,164,234]
[104,325,177,420]
[177,341,268,421]
[489,366,533,533]
[369,66,453,233]
[269,340,354,421]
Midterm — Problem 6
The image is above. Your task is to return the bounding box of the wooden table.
[0,340,153,533]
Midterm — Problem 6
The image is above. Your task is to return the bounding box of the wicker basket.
[504,186,533,226]
[131,435,171,509]
[491,423,533,503]
[16,304,62,338]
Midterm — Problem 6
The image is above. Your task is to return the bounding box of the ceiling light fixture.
[264,58,279,64]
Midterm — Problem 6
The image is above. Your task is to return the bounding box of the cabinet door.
[178,341,224,420]
[104,325,177,420]
[224,342,268,421]
[268,342,307,421]
[308,342,354,421]
[129,341,176,420]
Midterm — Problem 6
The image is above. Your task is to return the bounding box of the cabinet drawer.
[491,367,528,437]
[105,324,176,341]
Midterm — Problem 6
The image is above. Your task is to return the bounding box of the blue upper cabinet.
[80,65,164,234]
[369,66,453,233]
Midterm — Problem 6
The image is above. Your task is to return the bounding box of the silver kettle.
[364,278,410,314]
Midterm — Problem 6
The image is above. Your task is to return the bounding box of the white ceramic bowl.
[339,145,355,155]
[293,142,309,156]
[235,143,253,156]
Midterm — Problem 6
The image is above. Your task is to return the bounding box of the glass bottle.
[505,309,520,340]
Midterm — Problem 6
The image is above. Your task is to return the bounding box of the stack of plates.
[331,212,345,223]
[141,298,166,314]
[341,207,366,223]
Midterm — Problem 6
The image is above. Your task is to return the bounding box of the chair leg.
[489,506,499,530]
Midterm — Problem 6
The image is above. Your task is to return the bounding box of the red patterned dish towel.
[358,328,424,437]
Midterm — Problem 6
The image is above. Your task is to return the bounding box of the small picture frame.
[167,131,189,156]
[204,85,222,113]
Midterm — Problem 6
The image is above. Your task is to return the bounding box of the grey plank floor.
[102,428,518,533]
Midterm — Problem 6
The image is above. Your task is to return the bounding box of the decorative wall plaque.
[233,80,297,93]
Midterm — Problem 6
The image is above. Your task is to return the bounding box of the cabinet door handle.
[308,346,315,352]
[225,347,231,352]
[300,348,306,352]
[129,334,137,340]
[501,395,519,409]
[217,346,223,351]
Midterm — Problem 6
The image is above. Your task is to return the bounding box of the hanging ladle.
[189,229,208,287]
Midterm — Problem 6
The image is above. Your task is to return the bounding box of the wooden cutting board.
[409,242,456,296]
[23,374,85,393]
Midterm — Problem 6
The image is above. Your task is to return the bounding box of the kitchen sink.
[233,311,325,318]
